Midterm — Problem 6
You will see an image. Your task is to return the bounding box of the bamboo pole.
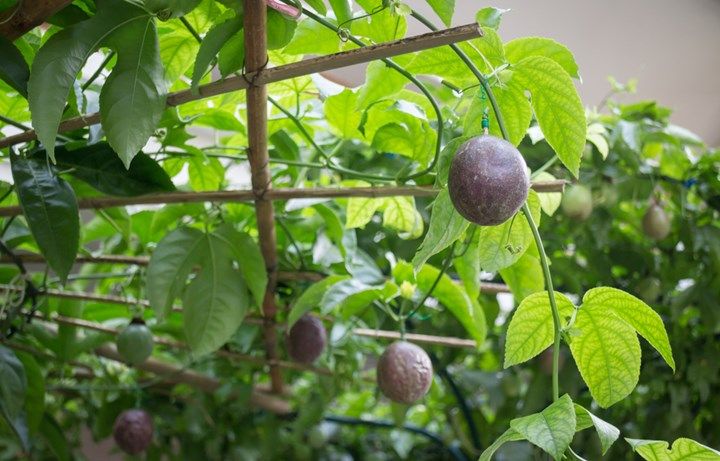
[244,0,283,394]
[0,0,72,40]
[0,23,481,149]
[0,182,565,217]
[352,328,476,349]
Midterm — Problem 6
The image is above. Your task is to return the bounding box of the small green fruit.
[637,277,662,304]
[117,319,154,366]
[376,341,433,404]
[448,135,530,226]
[642,204,671,240]
[561,185,593,220]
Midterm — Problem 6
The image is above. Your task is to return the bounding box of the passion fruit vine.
[113,409,154,455]
[287,314,327,364]
[376,341,433,404]
[448,135,530,226]
[116,318,154,366]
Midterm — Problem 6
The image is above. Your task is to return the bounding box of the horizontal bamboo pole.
[0,182,565,217]
[31,313,331,376]
[0,23,481,149]
[352,328,476,349]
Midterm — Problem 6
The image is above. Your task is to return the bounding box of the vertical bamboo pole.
[244,1,283,393]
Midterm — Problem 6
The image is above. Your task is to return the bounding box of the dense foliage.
[0,0,718,460]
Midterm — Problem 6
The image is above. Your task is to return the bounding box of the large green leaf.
[513,56,586,177]
[499,252,544,301]
[381,196,422,238]
[475,7,509,29]
[356,61,407,109]
[412,189,469,271]
[569,300,641,408]
[436,136,471,187]
[582,287,675,371]
[0,346,29,450]
[218,30,245,77]
[0,36,29,97]
[39,413,71,461]
[504,291,575,367]
[346,196,383,229]
[627,438,720,461]
[425,0,455,26]
[267,9,296,50]
[324,89,363,139]
[101,11,167,167]
[372,119,436,167]
[183,233,250,355]
[510,394,576,460]
[159,24,200,83]
[39,143,175,196]
[212,225,268,308]
[284,18,340,55]
[146,226,205,318]
[394,261,486,346]
[504,37,580,79]
[191,13,243,92]
[11,154,79,283]
[15,352,44,434]
[574,404,620,455]
[328,0,352,25]
[28,0,151,162]
[477,190,541,272]
[287,275,349,329]
[478,428,525,461]
[322,278,399,319]
[453,226,480,299]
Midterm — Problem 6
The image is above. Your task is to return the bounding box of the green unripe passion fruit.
[113,409,154,455]
[376,341,433,404]
[561,185,593,220]
[447,135,530,226]
[637,277,662,304]
[287,314,327,364]
[642,204,671,240]
[116,318,154,366]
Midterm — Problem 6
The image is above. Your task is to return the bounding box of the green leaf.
[39,413,71,461]
[212,225,268,308]
[477,190,541,272]
[478,427,525,461]
[27,0,151,161]
[569,300,641,408]
[101,13,167,168]
[436,136,470,187]
[582,287,675,371]
[183,233,249,355]
[586,123,609,159]
[351,4,407,42]
[504,291,575,367]
[267,9,296,50]
[499,252,544,301]
[322,279,399,319]
[287,275,349,328]
[356,61,407,109]
[144,0,201,18]
[533,172,562,216]
[475,7,509,29]
[510,394,576,460]
[381,196,423,238]
[574,404,619,455]
[159,24,200,83]
[218,30,245,77]
[425,0,454,27]
[284,18,340,55]
[372,120,436,167]
[304,0,327,15]
[346,196,383,229]
[41,143,175,196]
[487,79,532,146]
[513,56,586,177]
[505,37,580,79]
[15,352,44,434]
[328,0,352,25]
[453,226,480,299]
[11,153,79,283]
[394,261,486,346]
[627,438,720,461]
[0,36,29,97]
[147,226,205,318]
[191,13,243,93]
[412,189,469,271]
[324,89,363,139]
[0,346,26,420]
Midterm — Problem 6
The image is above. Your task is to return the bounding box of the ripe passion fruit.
[287,314,327,364]
[376,341,433,404]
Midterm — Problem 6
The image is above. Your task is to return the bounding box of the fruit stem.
[522,203,562,402]
[410,10,564,402]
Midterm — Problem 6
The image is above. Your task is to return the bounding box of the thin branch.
[0,182,565,217]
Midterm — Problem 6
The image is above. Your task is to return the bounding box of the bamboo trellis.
[0,1,542,406]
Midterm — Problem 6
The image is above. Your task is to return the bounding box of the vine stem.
[410,10,563,402]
